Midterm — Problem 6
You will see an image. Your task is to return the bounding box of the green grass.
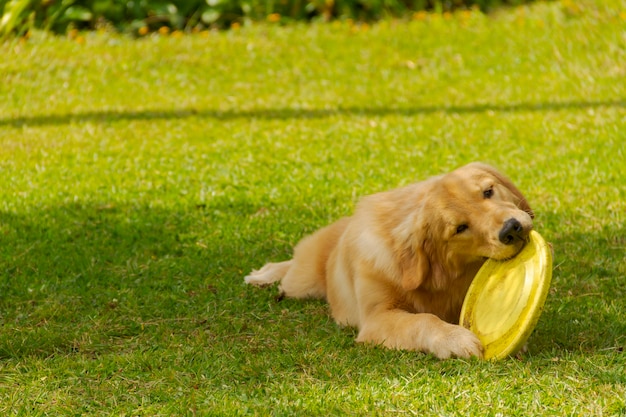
[1,1,625,415]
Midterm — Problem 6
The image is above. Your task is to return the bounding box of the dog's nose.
[499,218,525,245]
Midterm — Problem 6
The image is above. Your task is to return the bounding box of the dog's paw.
[430,324,484,360]
[244,268,274,287]
[244,262,289,287]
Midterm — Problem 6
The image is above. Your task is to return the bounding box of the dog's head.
[401,162,534,291]
[433,162,534,260]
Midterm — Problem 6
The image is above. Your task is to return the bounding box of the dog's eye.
[483,187,494,199]
[456,224,469,234]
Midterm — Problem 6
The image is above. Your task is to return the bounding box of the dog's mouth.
[487,236,529,262]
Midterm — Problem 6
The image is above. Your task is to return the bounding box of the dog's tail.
[244,261,292,287]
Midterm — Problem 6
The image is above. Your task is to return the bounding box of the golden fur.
[245,162,534,359]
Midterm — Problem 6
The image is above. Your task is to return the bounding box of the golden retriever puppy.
[245,163,534,359]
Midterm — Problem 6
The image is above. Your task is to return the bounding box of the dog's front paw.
[430,324,484,360]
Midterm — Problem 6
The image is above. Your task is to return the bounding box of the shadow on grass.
[1,99,625,127]
[1,201,624,361]
[531,225,626,355]
[0,201,270,359]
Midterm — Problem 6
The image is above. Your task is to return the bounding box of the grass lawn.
[1,0,625,414]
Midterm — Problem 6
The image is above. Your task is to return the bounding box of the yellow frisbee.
[460,230,553,360]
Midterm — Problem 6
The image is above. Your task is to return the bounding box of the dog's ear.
[499,173,534,219]
[477,163,534,219]
[400,243,430,291]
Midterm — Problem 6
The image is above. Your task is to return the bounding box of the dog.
[245,162,534,359]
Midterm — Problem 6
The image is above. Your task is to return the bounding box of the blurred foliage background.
[0,0,531,36]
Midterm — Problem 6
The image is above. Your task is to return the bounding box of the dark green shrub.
[0,0,532,37]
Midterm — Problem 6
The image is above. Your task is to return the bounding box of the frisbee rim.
[460,230,553,360]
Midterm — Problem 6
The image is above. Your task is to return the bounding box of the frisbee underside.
[460,230,553,360]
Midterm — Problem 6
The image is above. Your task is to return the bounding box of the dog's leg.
[356,311,483,359]
[246,217,349,299]
[244,261,292,287]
